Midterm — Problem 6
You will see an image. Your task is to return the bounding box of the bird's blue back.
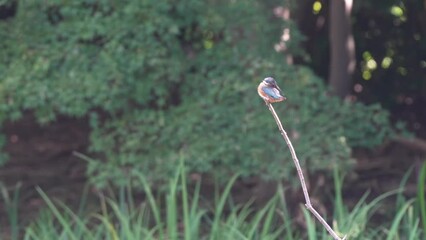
[262,87,283,99]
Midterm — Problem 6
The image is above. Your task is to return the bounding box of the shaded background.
[0,0,425,238]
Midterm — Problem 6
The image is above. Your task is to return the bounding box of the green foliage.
[0,0,397,185]
[24,163,287,240]
[291,168,424,240]
[7,165,424,240]
[88,65,397,186]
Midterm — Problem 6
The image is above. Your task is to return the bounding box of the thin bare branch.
[264,101,347,240]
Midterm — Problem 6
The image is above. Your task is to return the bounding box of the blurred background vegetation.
[0,0,425,239]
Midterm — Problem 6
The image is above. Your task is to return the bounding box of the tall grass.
[1,162,424,240]
[0,182,21,240]
[417,161,426,234]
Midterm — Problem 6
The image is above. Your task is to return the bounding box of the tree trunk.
[328,0,355,98]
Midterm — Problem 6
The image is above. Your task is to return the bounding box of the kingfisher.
[257,77,286,103]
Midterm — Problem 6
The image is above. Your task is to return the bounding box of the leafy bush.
[87,64,398,186]
[0,0,396,186]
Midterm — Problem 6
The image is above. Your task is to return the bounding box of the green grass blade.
[0,182,21,240]
[396,166,413,209]
[188,179,205,240]
[333,168,346,222]
[93,213,120,240]
[166,168,180,240]
[302,206,317,240]
[134,173,164,240]
[179,158,192,240]
[417,161,426,236]
[209,174,240,240]
[277,185,295,240]
[386,199,415,240]
[35,187,79,240]
[260,196,278,238]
